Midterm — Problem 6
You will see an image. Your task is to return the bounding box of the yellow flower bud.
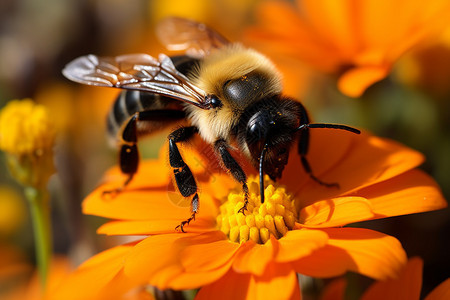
[0,99,55,188]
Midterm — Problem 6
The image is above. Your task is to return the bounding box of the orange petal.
[97,218,217,235]
[249,1,340,72]
[299,197,375,228]
[53,243,136,300]
[124,231,230,290]
[284,132,424,208]
[281,128,357,197]
[97,269,147,300]
[356,169,447,219]
[163,231,235,289]
[299,169,446,227]
[320,278,347,300]
[168,262,233,291]
[79,242,137,269]
[275,229,328,262]
[356,0,410,49]
[357,1,450,58]
[248,262,300,300]
[83,183,219,223]
[361,257,423,300]
[83,190,190,220]
[292,228,407,280]
[301,0,359,57]
[196,263,300,300]
[195,269,252,300]
[338,65,390,97]
[100,159,171,190]
[232,237,277,277]
[271,55,312,97]
[253,1,310,40]
[123,234,187,289]
[425,278,450,300]
[179,232,237,273]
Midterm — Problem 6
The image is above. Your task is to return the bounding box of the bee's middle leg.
[168,126,200,232]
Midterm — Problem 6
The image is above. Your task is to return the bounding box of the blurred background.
[0,0,449,299]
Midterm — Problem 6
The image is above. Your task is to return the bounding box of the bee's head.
[238,97,301,180]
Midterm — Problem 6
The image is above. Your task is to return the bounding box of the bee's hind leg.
[103,109,186,198]
[168,126,200,232]
[103,113,140,198]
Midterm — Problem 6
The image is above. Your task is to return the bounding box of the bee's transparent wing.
[62,53,209,109]
[156,17,230,58]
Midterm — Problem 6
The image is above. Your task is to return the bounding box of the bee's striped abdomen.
[107,91,184,140]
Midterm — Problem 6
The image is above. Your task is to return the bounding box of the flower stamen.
[216,176,297,244]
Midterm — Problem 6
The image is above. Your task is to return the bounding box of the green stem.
[25,187,52,290]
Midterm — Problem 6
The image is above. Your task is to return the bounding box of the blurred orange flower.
[395,25,450,99]
[361,257,450,300]
[0,254,154,300]
[54,130,446,299]
[0,256,69,300]
[321,257,450,300]
[246,0,450,97]
[7,257,71,300]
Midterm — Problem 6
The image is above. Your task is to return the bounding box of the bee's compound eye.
[209,95,222,108]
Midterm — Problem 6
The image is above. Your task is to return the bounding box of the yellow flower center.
[216,176,297,244]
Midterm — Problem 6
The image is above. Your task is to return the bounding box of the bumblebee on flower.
[62,17,360,232]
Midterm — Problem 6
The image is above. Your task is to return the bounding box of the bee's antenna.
[296,123,361,134]
[259,144,268,204]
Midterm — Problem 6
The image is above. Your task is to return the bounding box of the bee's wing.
[62,53,209,109]
[156,17,230,58]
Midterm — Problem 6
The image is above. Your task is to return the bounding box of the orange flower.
[246,0,450,97]
[54,130,446,299]
[320,257,450,300]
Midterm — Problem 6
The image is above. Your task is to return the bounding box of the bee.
[62,17,360,232]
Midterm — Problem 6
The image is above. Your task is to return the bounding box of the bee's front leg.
[214,139,249,214]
